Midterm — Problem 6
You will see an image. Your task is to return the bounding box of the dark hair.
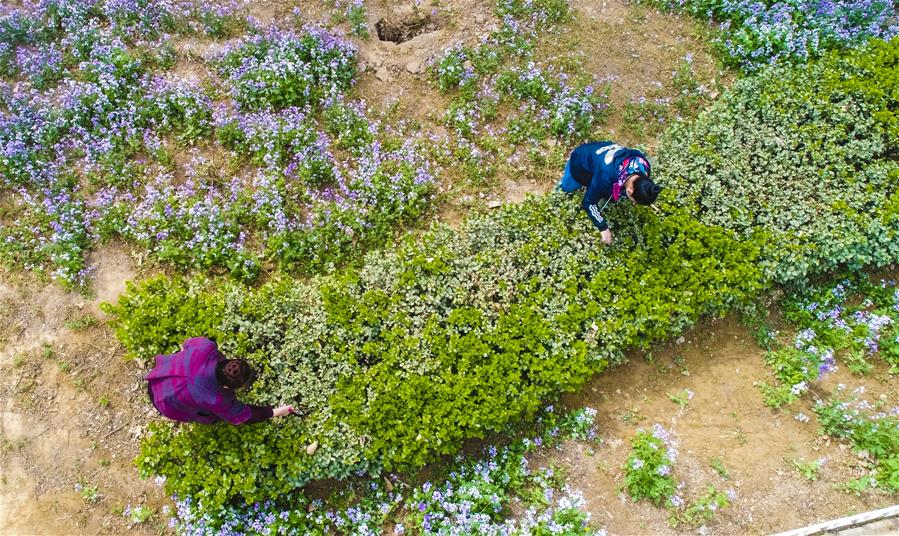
[631,175,661,205]
[215,359,257,389]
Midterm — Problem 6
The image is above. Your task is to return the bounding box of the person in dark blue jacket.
[558,141,662,245]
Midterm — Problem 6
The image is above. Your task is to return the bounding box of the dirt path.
[0,246,166,535]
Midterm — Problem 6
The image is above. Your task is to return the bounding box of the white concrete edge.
[770,504,899,536]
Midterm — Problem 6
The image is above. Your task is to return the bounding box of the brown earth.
[0,247,166,535]
[549,316,898,535]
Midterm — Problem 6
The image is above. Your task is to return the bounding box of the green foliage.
[168,407,599,534]
[790,457,825,481]
[783,274,899,373]
[709,458,730,479]
[820,38,899,141]
[107,193,765,509]
[322,100,374,154]
[814,390,899,493]
[218,31,357,111]
[125,505,154,525]
[78,482,102,503]
[495,0,570,31]
[761,273,899,407]
[101,276,224,361]
[623,425,677,506]
[621,58,718,143]
[65,313,98,331]
[658,39,899,285]
[669,486,730,527]
[667,389,693,409]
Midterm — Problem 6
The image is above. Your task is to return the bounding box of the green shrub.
[101,276,225,361]
[657,38,899,285]
[107,193,764,509]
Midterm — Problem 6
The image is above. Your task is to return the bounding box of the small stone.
[384,477,394,492]
[405,60,421,74]
[375,67,392,82]
[358,61,368,72]
[676,336,685,345]
[487,200,502,208]
[306,441,319,455]
[475,13,486,23]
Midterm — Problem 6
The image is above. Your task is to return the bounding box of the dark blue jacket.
[568,142,650,231]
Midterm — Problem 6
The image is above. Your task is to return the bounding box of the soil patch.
[0,250,164,536]
[547,315,897,535]
[376,13,443,43]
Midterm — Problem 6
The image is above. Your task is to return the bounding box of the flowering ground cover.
[760,275,899,407]
[0,1,436,286]
[165,407,603,535]
[751,274,899,494]
[642,0,898,70]
[426,0,613,188]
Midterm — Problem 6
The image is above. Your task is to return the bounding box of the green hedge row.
[106,199,763,508]
[658,38,899,284]
[103,38,899,510]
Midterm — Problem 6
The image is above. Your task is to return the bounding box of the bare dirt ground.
[552,316,898,535]
[0,247,166,535]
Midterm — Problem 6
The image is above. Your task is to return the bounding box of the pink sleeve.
[182,337,218,352]
[215,399,253,425]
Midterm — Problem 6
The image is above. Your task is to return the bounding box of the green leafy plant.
[709,458,730,480]
[65,313,98,331]
[623,425,677,506]
[814,389,898,493]
[668,389,693,409]
[658,39,899,285]
[77,483,102,504]
[107,193,765,511]
[124,504,154,525]
[669,486,731,527]
[790,457,825,481]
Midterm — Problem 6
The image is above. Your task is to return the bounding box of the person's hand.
[600,229,613,245]
[273,405,294,417]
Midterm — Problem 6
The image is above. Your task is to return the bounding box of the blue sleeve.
[582,170,610,232]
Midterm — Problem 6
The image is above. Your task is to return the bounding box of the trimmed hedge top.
[658,38,899,284]
[106,198,763,508]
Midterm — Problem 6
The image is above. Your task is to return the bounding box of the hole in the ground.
[375,15,440,43]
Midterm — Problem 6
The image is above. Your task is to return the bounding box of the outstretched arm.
[582,181,614,244]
